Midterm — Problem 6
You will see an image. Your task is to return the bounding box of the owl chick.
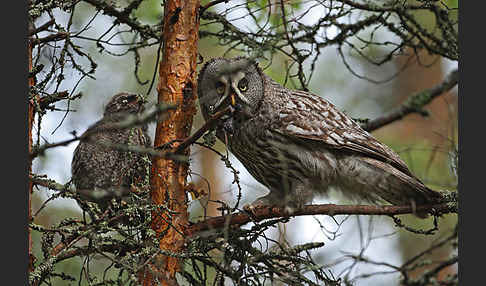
[197,57,443,215]
[71,92,151,213]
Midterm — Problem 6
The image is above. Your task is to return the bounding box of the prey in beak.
[222,93,236,135]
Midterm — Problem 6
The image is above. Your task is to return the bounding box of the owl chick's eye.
[121,95,138,105]
[238,78,248,92]
[215,81,225,95]
[126,94,138,102]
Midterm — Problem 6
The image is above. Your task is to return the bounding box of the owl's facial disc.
[230,71,250,106]
[123,94,145,113]
[213,76,230,110]
[105,93,145,116]
[210,71,249,116]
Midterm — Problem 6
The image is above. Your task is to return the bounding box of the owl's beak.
[230,93,236,107]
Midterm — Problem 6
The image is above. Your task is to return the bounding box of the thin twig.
[30,103,176,159]
[172,106,232,154]
[31,32,70,46]
[29,19,56,36]
[363,69,458,132]
[200,0,230,14]
[82,0,159,39]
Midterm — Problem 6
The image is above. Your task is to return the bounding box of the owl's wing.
[273,90,415,178]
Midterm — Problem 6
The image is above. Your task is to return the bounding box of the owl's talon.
[283,206,297,216]
[242,203,264,218]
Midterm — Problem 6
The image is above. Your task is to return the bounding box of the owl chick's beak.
[130,94,145,112]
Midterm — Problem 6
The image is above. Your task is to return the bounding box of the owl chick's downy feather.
[71,92,151,211]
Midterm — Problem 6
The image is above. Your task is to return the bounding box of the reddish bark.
[140,0,200,285]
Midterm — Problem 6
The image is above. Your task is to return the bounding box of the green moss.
[404,90,431,116]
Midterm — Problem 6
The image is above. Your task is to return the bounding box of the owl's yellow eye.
[215,82,225,95]
[238,78,248,92]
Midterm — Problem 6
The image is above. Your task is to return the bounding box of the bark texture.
[140,0,200,285]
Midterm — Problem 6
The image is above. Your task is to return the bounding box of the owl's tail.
[412,187,456,218]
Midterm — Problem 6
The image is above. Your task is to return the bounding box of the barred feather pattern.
[197,57,442,212]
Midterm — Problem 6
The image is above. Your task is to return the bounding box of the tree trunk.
[139,0,200,285]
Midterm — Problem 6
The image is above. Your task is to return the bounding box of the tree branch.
[81,0,159,40]
[362,69,458,132]
[172,106,232,154]
[31,32,70,46]
[29,19,56,36]
[199,0,229,14]
[29,103,176,160]
[186,202,457,236]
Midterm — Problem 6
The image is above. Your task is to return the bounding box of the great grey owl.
[71,92,151,213]
[197,57,443,215]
